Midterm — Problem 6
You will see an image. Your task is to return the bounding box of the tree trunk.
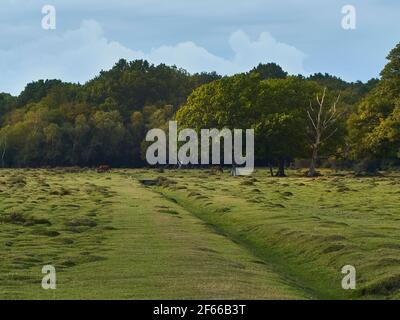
[308,147,318,177]
[308,134,320,177]
[1,138,6,168]
[275,158,286,177]
[268,162,274,177]
[231,164,237,176]
[1,151,4,168]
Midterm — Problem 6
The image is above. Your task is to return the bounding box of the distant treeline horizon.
[0,43,399,175]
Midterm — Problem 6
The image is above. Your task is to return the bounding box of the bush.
[354,157,381,176]
[293,159,311,169]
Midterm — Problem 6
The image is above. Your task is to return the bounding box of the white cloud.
[147,30,306,76]
[0,20,307,95]
[0,20,144,95]
[228,30,307,75]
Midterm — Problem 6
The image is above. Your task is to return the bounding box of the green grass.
[0,168,399,299]
[153,168,400,299]
[0,168,306,299]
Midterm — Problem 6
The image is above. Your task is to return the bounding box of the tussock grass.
[0,168,309,300]
[153,168,400,299]
[1,168,399,300]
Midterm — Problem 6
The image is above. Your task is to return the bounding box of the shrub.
[354,157,381,176]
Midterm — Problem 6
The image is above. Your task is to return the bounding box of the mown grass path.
[1,171,309,299]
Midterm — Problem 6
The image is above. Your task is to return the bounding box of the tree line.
[0,44,399,175]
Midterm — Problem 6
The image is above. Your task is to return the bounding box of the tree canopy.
[348,43,400,160]
[0,43,398,172]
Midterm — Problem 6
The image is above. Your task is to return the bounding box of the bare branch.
[321,128,338,144]
[307,110,318,131]
[306,88,344,177]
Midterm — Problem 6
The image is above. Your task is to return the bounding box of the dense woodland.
[0,43,399,175]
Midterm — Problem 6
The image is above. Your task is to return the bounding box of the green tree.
[0,93,16,124]
[255,77,321,176]
[250,63,287,80]
[43,123,63,165]
[69,115,91,165]
[177,74,321,176]
[176,73,260,130]
[89,111,126,165]
[348,43,400,160]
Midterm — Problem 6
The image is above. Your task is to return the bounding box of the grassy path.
[1,171,309,299]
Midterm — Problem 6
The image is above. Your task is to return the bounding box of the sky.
[1,0,399,95]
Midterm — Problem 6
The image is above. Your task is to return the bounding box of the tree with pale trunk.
[307,88,343,177]
[0,128,8,168]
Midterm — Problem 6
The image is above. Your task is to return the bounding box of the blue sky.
[1,0,399,95]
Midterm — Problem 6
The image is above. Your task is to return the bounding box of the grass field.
[0,168,399,299]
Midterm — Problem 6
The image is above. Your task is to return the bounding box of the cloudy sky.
[1,0,399,95]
